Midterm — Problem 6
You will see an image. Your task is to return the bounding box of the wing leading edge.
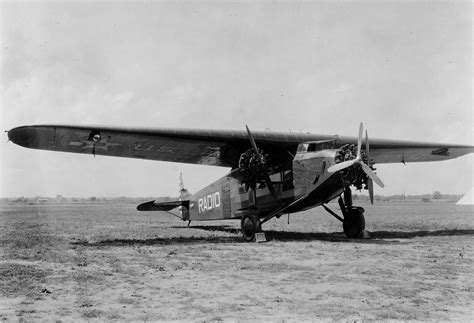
[7,124,474,166]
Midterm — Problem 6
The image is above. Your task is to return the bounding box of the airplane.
[7,123,474,241]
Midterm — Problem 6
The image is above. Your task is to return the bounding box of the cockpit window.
[307,143,317,152]
[297,143,309,153]
[297,140,337,153]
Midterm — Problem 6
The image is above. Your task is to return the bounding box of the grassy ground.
[0,201,473,321]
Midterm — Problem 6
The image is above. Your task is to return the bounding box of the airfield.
[1,200,472,321]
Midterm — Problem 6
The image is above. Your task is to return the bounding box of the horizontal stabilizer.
[137,200,189,212]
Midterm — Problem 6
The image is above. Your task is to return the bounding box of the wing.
[360,138,474,164]
[6,125,305,168]
[7,124,474,167]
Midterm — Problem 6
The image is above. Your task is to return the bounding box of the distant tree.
[433,191,442,200]
[89,197,97,202]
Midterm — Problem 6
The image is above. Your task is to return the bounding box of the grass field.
[1,200,473,321]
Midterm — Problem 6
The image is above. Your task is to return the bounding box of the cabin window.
[282,170,294,190]
[307,143,317,152]
[297,143,309,153]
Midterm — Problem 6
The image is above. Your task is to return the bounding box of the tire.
[240,213,262,242]
[343,207,365,238]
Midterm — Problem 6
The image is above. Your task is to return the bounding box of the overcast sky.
[1,1,472,198]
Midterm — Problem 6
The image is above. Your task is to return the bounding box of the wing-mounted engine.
[237,126,278,201]
[238,148,270,190]
[334,144,372,190]
[328,123,385,203]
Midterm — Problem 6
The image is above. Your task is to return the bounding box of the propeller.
[245,125,278,200]
[365,130,374,204]
[327,123,364,173]
[327,123,385,192]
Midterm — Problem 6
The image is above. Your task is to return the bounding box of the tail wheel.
[240,213,262,242]
[343,207,365,238]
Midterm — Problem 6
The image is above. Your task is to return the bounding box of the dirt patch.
[0,262,51,297]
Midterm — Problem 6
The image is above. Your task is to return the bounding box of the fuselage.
[183,147,343,221]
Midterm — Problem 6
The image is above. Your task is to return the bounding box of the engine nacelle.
[334,144,371,190]
[238,148,269,190]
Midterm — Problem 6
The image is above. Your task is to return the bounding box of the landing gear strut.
[240,213,262,242]
[323,186,366,238]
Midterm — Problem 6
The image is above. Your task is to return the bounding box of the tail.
[136,172,192,221]
[178,173,191,220]
[178,172,192,200]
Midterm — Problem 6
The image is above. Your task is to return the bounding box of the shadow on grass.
[191,226,474,243]
[71,235,240,247]
[71,226,474,247]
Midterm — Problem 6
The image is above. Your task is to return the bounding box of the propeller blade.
[327,159,357,173]
[367,178,374,204]
[328,123,364,174]
[245,125,259,154]
[245,125,278,200]
[365,130,370,166]
[360,163,385,188]
[356,122,363,159]
[365,130,374,204]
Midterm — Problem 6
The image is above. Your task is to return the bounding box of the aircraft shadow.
[189,226,474,244]
[189,225,356,243]
[369,229,474,239]
[72,227,474,247]
[71,235,240,247]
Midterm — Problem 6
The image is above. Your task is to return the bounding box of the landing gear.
[322,186,366,239]
[240,213,262,242]
[343,206,365,238]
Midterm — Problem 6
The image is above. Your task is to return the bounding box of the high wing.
[7,124,474,167]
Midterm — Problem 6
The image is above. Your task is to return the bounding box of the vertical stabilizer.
[179,172,192,200]
[178,173,192,220]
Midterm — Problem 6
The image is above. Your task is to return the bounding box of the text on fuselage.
[198,192,221,213]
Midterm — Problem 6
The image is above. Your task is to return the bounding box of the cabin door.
[221,186,231,218]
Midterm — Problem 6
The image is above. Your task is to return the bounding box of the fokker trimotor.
[7,123,474,241]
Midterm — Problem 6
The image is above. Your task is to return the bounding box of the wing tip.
[8,126,35,148]
[7,125,57,150]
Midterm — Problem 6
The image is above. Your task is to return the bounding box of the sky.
[1,1,472,198]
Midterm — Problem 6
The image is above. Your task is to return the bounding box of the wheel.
[343,207,365,238]
[240,213,262,242]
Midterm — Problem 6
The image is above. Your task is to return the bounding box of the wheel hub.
[242,217,254,236]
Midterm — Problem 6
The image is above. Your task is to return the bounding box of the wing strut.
[260,195,306,225]
[322,204,344,223]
